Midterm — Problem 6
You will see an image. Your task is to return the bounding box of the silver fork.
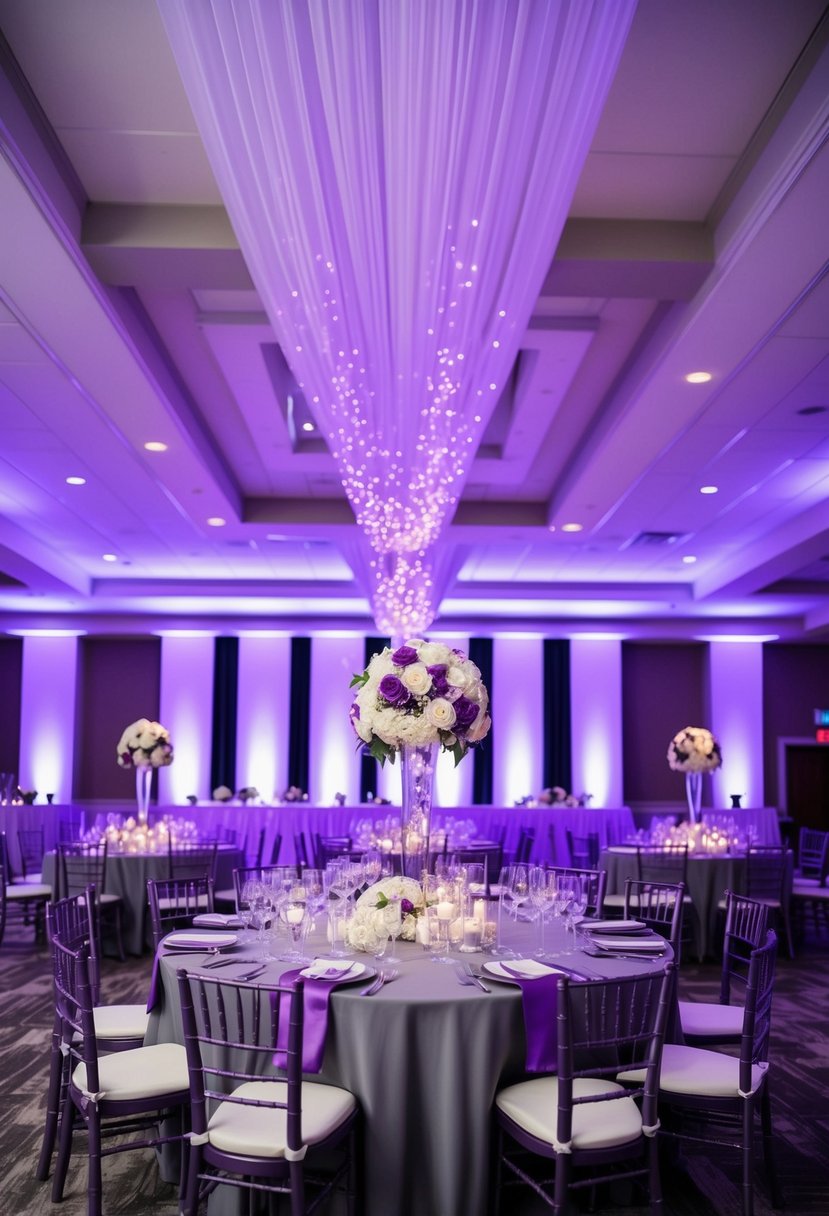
[361,968,398,996]
[463,962,491,993]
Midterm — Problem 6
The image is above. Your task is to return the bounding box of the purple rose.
[453,696,479,729]
[400,898,414,917]
[379,674,410,706]
[392,645,419,667]
[427,663,448,694]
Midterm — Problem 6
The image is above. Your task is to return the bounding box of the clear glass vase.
[685,771,702,824]
[135,765,152,825]
[400,743,437,880]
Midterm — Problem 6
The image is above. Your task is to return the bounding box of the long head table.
[146,913,671,1216]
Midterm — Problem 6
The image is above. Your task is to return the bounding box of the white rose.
[402,663,431,695]
[418,642,452,666]
[426,698,457,730]
[403,638,426,650]
[445,665,471,691]
[353,715,372,744]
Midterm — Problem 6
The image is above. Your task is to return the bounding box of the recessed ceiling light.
[144,440,168,452]
[102,553,118,562]
[65,476,86,486]
[682,555,697,564]
[699,485,718,495]
[301,421,315,433]
[206,516,226,527]
[685,371,712,384]
[561,523,583,532]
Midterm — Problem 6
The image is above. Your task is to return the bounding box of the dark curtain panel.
[0,637,22,778]
[543,639,572,792]
[210,637,239,793]
[288,636,311,792]
[469,637,493,805]
[360,635,390,801]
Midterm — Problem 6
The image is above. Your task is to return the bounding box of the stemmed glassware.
[488,866,518,957]
[237,879,257,942]
[323,863,352,958]
[507,865,531,921]
[279,894,311,964]
[529,866,556,958]
[374,895,403,965]
[565,877,588,954]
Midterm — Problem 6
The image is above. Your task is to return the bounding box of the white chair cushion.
[93,1004,150,1041]
[99,892,122,906]
[495,1076,642,1151]
[205,1079,356,1158]
[792,883,829,898]
[678,999,744,1039]
[72,1042,188,1102]
[619,1043,766,1098]
[213,888,236,904]
[601,893,628,908]
[13,872,43,885]
[6,882,51,900]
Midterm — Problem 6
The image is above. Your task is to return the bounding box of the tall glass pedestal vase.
[135,765,153,826]
[400,743,437,880]
[685,771,702,824]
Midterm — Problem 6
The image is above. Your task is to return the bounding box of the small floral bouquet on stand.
[213,786,234,802]
[281,786,307,802]
[116,719,174,769]
[667,727,722,773]
[345,876,424,953]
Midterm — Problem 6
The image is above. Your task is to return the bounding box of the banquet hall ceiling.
[0,0,828,639]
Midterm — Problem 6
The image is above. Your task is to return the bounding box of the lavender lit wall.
[18,634,79,800]
[310,634,363,804]
[492,636,543,805]
[236,635,291,801]
[570,637,623,806]
[158,635,215,804]
[708,640,764,808]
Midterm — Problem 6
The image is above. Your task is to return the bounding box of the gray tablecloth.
[42,847,243,955]
[146,916,670,1216]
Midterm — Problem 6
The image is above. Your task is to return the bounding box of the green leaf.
[451,741,465,767]
[369,736,393,766]
[374,892,389,909]
[349,671,369,688]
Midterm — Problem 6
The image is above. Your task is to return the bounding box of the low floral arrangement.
[213,785,233,802]
[282,785,307,802]
[667,726,722,773]
[349,638,491,766]
[237,786,259,804]
[345,876,424,953]
[116,719,173,769]
[537,786,593,807]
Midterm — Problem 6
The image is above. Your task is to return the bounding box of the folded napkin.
[272,962,358,1073]
[494,961,566,1072]
[587,935,665,951]
[192,913,243,929]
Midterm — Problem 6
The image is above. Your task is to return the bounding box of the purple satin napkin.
[498,964,564,1073]
[272,967,350,1074]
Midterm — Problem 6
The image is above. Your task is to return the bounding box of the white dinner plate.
[483,960,566,981]
[583,919,646,933]
[300,959,372,983]
[587,935,665,951]
[163,931,238,950]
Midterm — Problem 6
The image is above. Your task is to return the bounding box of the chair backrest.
[545,864,607,917]
[566,830,599,869]
[57,841,108,901]
[17,827,46,879]
[720,888,770,1004]
[168,840,218,882]
[50,930,100,1094]
[177,969,305,1153]
[636,844,689,886]
[293,832,310,868]
[797,828,829,882]
[739,930,778,1087]
[268,832,283,865]
[555,967,674,1152]
[451,845,504,895]
[147,876,215,950]
[744,846,788,902]
[623,878,685,952]
[314,835,353,868]
[514,826,535,865]
[57,808,84,843]
[0,835,8,942]
[47,885,102,1003]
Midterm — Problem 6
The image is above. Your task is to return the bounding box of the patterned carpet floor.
[1,920,827,1215]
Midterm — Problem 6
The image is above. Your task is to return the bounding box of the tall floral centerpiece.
[116,718,174,824]
[667,726,721,824]
[350,640,491,878]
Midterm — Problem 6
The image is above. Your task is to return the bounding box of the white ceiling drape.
[158,0,636,633]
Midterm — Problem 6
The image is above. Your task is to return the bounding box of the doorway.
[782,742,829,831]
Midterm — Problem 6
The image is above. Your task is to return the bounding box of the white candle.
[437,900,454,921]
[416,918,431,946]
[286,907,304,925]
[473,899,486,925]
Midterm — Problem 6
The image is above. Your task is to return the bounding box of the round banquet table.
[145,913,672,1216]
[41,846,244,955]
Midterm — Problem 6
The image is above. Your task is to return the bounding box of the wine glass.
[488,866,517,958]
[508,865,531,921]
[237,879,257,941]
[529,866,555,958]
[566,877,589,954]
[546,877,573,959]
[279,896,311,964]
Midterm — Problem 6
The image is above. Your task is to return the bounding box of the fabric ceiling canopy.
[159,0,636,633]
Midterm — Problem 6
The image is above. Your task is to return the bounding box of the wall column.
[570,637,623,806]
[236,635,292,803]
[158,634,215,804]
[707,640,765,809]
[19,634,80,801]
